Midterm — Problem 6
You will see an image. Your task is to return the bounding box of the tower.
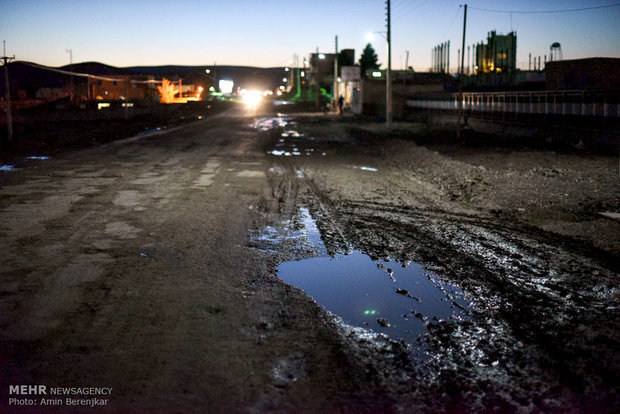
[550,42,563,62]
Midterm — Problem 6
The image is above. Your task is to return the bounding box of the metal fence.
[407,90,620,118]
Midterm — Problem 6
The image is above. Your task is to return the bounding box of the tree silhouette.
[359,43,380,72]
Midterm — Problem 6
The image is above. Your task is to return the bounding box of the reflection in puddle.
[250,208,327,257]
[27,156,50,160]
[268,150,296,157]
[276,208,473,357]
[281,130,302,138]
[1,164,19,171]
[255,117,322,157]
[352,166,378,172]
[253,117,289,131]
[296,207,327,256]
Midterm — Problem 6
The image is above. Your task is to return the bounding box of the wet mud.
[1,107,617,413]
[253,116,620,413]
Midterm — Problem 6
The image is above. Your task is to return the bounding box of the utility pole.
[295,54,301,99]
[440,43,444,72]
[457,4,467,140]
[447,40,450,74]
[124,79,129,119]
[405,50,409,70]
[386,0,392,127]
[334,35,338,111]
[315,47,320,109]
[66,48,73,105]
[2,41,15,142]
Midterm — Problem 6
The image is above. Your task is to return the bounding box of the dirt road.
[1,105,618,413]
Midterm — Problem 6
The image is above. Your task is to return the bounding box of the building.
[309,53,336,85]
[474,31,517,74]
[338,66,362,113]
[86,75,156,101]
[546,58,620,91]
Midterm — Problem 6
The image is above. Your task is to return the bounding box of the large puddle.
[275,208,474,357]
[253,116,327,158]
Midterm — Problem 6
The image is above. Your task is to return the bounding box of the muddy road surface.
[1,105,618,413]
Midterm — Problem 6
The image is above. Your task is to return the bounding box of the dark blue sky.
[1,0,618,70]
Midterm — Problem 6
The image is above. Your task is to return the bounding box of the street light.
[365,32,377,42]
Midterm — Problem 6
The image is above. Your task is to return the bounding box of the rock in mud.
[377,318,391,327]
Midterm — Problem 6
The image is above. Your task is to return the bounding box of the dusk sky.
[1,0,619,71]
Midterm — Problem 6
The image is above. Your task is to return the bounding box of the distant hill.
[1,61,290,95]
[1,62,67,94]
[66,62,134,76]
[0,61,133,95]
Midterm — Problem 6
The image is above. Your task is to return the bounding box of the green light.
[364,309,377,315]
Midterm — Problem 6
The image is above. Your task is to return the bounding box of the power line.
[468,3,620,14]
[20,61,162,84]
[392,0,431,23]
[440,5,462,41]
[391,0,413,16]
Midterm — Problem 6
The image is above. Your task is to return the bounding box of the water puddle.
[275,208,474,357]
[253,117,289,131]
[268,150,299,157]
[1,164,19,171]
[249,208,326,256]
[352,165,378,172]
[253,116,323,158]
[273,100,295,106]
[135,126,166,137]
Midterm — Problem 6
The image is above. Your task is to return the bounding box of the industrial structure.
[474,31,517,74]
[432,41,450,73]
